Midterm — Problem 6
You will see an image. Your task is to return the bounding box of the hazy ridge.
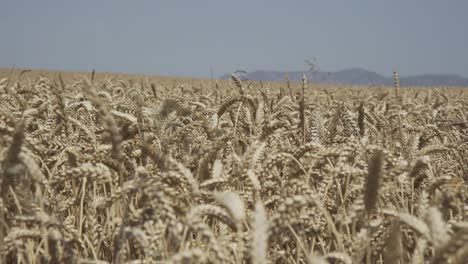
[222,67,468,86]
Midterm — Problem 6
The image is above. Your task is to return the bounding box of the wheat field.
[0,69,467,263]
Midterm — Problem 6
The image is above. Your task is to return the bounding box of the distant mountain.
[221,68,468,86]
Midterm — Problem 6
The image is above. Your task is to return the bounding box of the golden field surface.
[0,68,467,263]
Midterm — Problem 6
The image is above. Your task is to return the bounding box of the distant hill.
[221,68,468,86]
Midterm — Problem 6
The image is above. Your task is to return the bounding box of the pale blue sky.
[1,1,467,78]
